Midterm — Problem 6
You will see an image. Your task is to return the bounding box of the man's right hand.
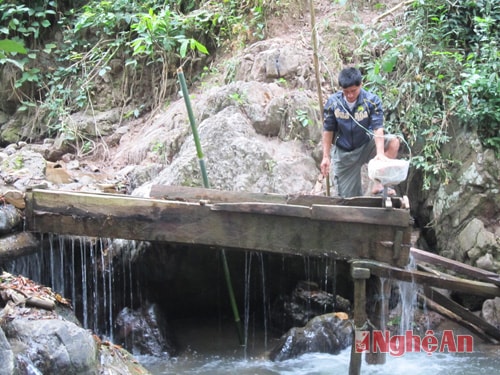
[320,157,331,177]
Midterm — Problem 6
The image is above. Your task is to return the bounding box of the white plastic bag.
[368,159,410,186]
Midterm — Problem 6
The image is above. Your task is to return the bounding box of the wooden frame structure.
[24,186,414,267]
[26,186,500,374]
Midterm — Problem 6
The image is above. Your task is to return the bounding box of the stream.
[6,236,500,374]
[136,318,500,374]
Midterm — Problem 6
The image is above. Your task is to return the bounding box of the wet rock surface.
[271,280,351,332]
[115,303,176,357]
[268,312,353,361]
[0,272,150,375]
[482,297,500,329]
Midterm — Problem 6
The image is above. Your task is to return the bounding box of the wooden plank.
[424,286,500,342]
[25,189,412,267]
[410,247,500,286]
[350,267,370,375]
[417,292,497,344]
[150,185,288,204]
[151,185,408,209]
[211,203,312,218]
[286,194,399,208]
[312,205,412,227]
[351,260,500,297]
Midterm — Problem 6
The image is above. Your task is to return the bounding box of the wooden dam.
[21,185,500,374]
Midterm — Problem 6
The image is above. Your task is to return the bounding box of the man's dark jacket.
[323,88,384,151]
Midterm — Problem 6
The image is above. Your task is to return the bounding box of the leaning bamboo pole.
[177,68,243,345]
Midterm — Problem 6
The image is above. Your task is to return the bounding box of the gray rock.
[3,318,98,375]
[0,328,14,375]
[114,303,175,357]
[0,204,21,234]
[482,297,500,330]
[268,313,353,361]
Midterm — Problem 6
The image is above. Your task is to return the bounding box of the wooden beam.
[150,185,408,209]
[312,205,412,227]
[424,286,500,342]
[211,202,312,218]
[417,293,496,344]
[351,260,500,297]
[24,189,412,267]
[150,185,288,204]
[410,247,500,286]
[350,266,370,375]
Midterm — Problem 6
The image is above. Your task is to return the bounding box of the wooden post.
[365,276,391,364]
[349,266,371,375]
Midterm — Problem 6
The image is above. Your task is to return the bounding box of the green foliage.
[129,7,208,59]
[294,109,313,127]
[228,91,246,105]
[358,0,499,189]
[0,0,272,150]
[0,1,56,42]
[0,0,56,71]
[0,38,27,54]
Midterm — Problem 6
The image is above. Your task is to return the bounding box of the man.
[320,67,399,198]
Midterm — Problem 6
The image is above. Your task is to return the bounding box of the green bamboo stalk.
[177,68,209,188]
[177,67,243,345]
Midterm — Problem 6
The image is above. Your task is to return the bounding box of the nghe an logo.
[355,330,474,357]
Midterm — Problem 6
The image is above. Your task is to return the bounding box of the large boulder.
[481,297,500,330]
[114,303,176,357]
[418,127,499,270]
[271,280,351,333]
[0,272,151,375]
[2,317,99,374]
[268,313,352,361]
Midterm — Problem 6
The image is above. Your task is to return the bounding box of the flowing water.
[6,235,500,374]
[137,349,500,375]
[135,318,500,375]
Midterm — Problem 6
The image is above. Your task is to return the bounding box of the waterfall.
[80,237,88,329]
[396,255,419,335]
[243,251,253,356]
[258,252,269,351]
[5,234,137,341]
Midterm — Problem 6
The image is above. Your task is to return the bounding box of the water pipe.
[177,67,244,345]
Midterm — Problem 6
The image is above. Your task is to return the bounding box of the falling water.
[5,234,137,341]
[258,252,269,350]
[396,255,419,335]
[80,237,88,328]
[243,251,253,356]
[107,242,114,342]
[100,239,107,335]
[5,237,500,373]
[91,242,97,332]
[49,233,55,292]
[71,239,76,318]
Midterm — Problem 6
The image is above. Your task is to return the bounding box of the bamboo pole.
[309,0,331,196]
[177,68,209,188]
[177,68,243,345]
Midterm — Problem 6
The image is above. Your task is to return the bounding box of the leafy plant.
[0,0,287,151]
[294,109,313,127]
[228,92,246,105]
[357,0,499,189]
